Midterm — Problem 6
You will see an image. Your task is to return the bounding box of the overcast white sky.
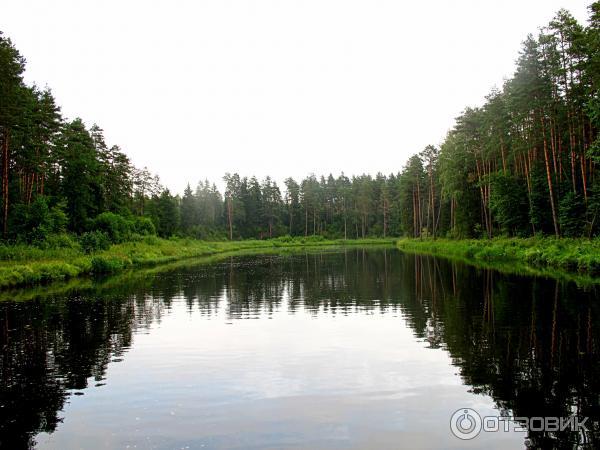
[3,0,592,194]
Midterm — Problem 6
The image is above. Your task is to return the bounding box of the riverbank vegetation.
[0,235,395,289]
[397,237,600,275]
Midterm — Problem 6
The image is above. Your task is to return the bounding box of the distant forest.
[1,3,599,244]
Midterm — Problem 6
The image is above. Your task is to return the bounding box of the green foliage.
[79,231,111,254]
[34,233,79,251]
[151,190,180,238]
[397,236,600,276]
[47,202,69,233]
[88,212,155,246]
[58,119,103,232]
[92,212,132,243]
[8,197,68,244]
[91,255,130,274]
[2,4,600,251]
[180,184,197,233]
[588,180,600,236]
[528,165,552,234]
[186,225,226,241]
[559,192,586,237]
[0,236,395,289]
[489,173,529,236]
[133,217,156,236]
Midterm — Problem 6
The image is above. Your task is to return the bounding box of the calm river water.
[1,247,598,449]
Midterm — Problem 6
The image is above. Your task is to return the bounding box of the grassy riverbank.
[397,237,600,276]
[6,235,600,291]
[0,236,396,289]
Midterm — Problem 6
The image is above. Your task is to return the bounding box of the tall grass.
[397,237,600,275]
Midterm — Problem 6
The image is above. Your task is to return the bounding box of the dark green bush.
[35,233,79,250]
[303,235,326,243]
[8,196,68,244]
[47,202,69,233]
[91,255,129,273]
[0,244,19,260]
[559,192,586,237]
[186,225,226,241]
[489,173,530,236]
[92,212,133,243]
[80,231,111,253]
[274,235,294,243]
[133,217,156,236]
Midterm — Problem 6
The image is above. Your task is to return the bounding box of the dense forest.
[1,3,599,246]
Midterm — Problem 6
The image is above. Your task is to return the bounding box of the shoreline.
[396,237,600,285]
[4,235,600,293]
[0,237,396,290]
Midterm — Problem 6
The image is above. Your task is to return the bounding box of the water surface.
[1,248,598,449]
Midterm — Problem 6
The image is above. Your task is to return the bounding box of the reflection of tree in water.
[0,293,168,449]
[1,248,599,448]
[218,250,600,448]
[399,255,600,449]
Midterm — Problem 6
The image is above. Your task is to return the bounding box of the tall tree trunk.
[412,187,417,238]
[550,116,558,178]
[382,197,387,238]
[581,154,588,201]
[450,196,454,236]
[475,158,491,238]
[304,208,308,236]
[570,148,577,193]
[343,199,347,240]
[429,170,436,239]
[541,115,560,237]
[500,136,507,174]
[27,173,35,204]
[2,131,9,237]
[227,196,233,240]
[416,181,422,238]
[487,160,492,238]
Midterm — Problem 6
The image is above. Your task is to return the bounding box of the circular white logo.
[450,408,482,440]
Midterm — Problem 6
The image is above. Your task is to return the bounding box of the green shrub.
[297,235,326,244]
[36,233,80,250]
[38,262,79,282]
[559,192,586,237]
[133,217,156,236]
[91,255,130,273]
[8,197,69,244]
[186,225,226,241]
[80,231,111,253]
[47,202,69,233]
[92,212,133,243]
[142,234,160,245]
[0,244,13,260]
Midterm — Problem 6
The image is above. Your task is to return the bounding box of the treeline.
[147,2,600,241]
[0,30,174,246]
[0,29,405,244]
[1,3,600,245]
[430,4,600,238]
